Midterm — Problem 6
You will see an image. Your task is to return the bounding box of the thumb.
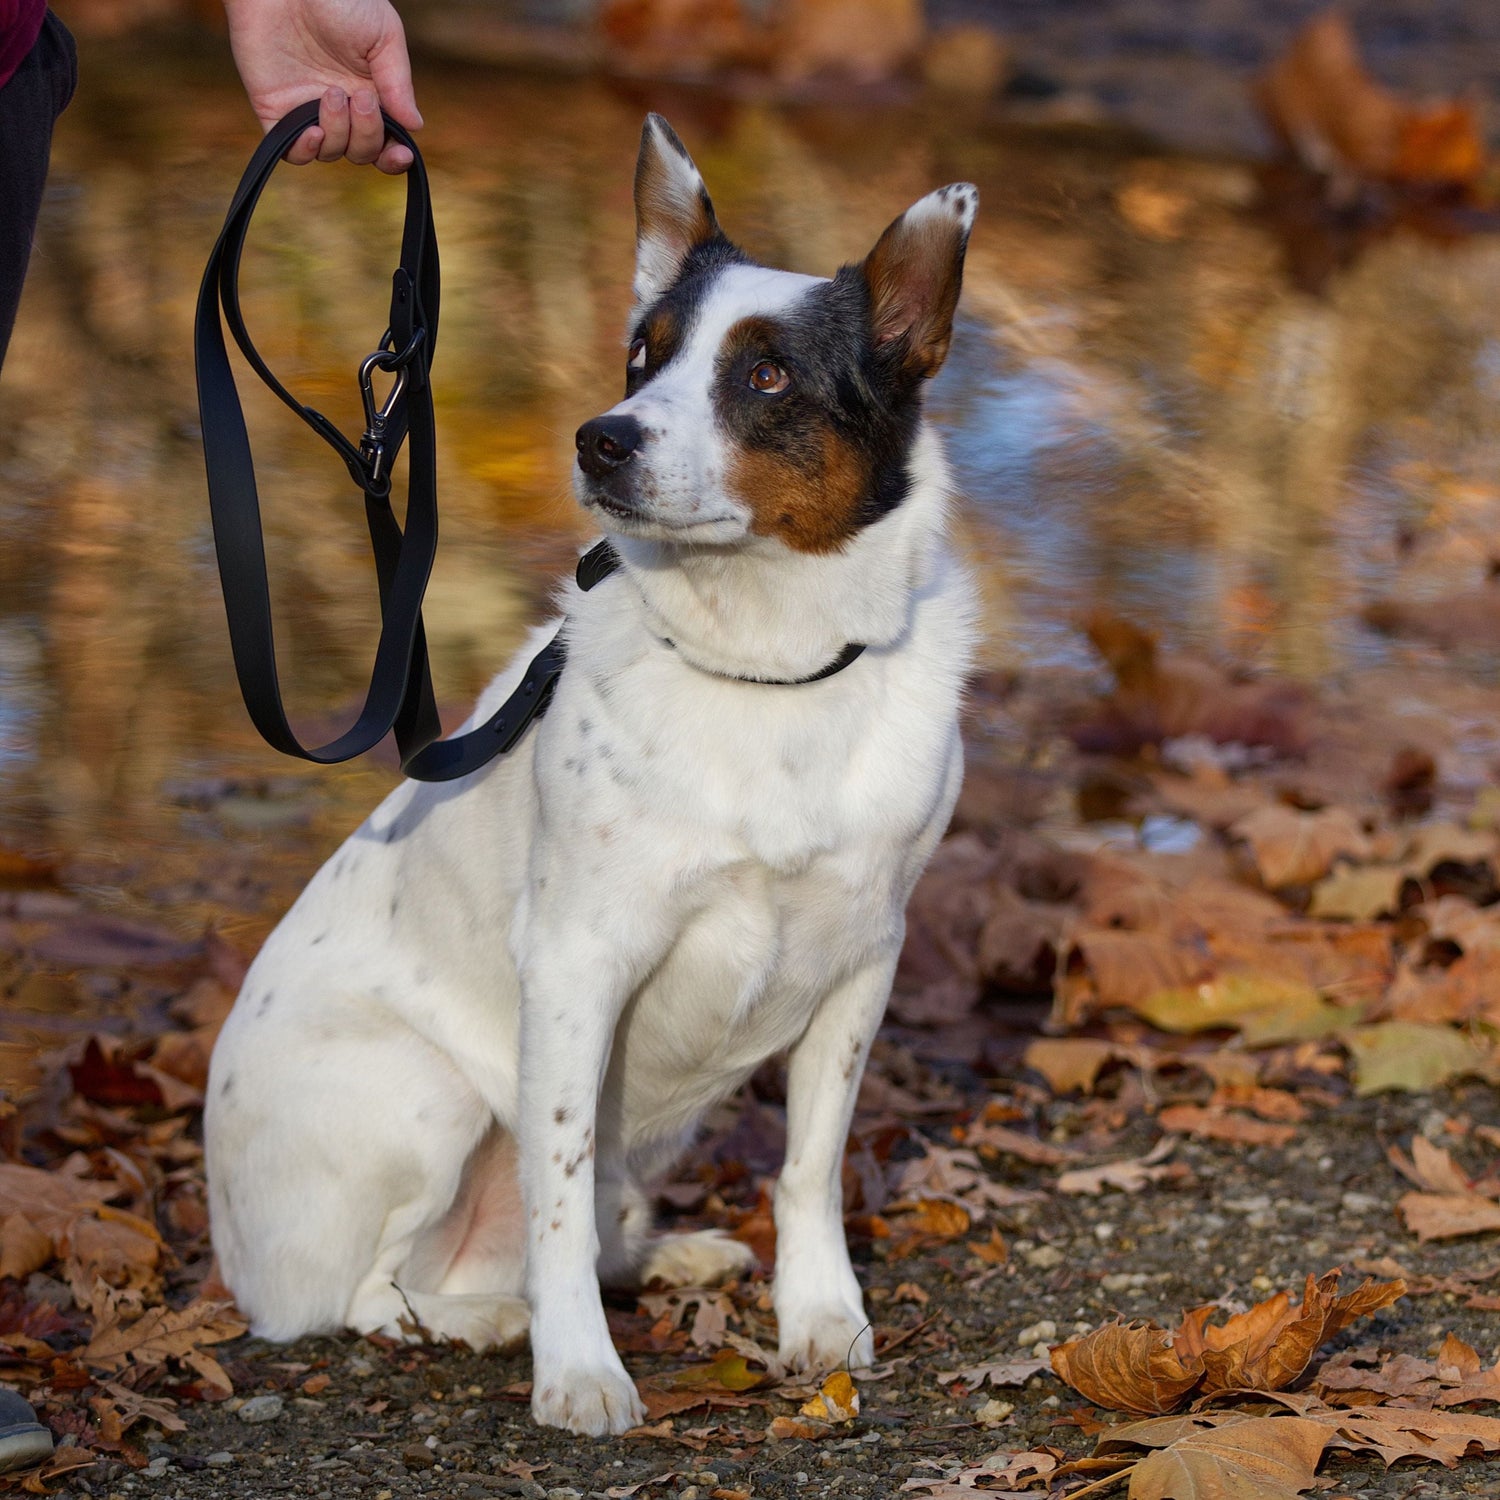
[369,32,423,131]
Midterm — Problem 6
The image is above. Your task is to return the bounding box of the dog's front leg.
[773,951,898,1373]
[516,933,647,1437]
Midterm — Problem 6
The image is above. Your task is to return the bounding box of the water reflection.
[6,38,1500,877]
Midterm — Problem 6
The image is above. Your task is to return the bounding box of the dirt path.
[56,1086,1500,1499]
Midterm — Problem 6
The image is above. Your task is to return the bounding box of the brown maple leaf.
[80,1295,248,1393]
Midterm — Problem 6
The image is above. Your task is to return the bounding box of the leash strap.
[196,100,613,783]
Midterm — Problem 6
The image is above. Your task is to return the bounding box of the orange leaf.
[768,1414,828,1441]
[1050,1321,1204,1415]
[1157,1104,1297,1149]
[1399,1191,1500,1242]
[1023,1038,1119,1095]
[1131,1414,1328,1500]
[1392,103,1485,187]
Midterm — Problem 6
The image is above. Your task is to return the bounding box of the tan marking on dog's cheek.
[728,429,869,555]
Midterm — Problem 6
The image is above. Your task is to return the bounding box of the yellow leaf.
[800,1370,859,1423]
[1343,1022,1500,1095]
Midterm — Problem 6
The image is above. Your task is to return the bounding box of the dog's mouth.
[591,493,639,522]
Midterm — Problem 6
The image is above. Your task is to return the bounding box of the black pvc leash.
[197,104,862,786]
[196,100,614,782]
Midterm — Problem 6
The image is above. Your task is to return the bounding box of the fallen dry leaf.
[962,1119,1078,1167]
[1051,1320,1203,1415]
[935,1357,1052,1390]
[1053,1273,1403,1414]
[1156,1104,1297,1150]
[767,1414,829,1441]
[901,1448,1059,1496]
[1135,973,1359,1048]
[1343,1021,1499,1096]
[1193,1272,1405,1397]
[799,1370,858,1423]
[1023,1037,1120,1094]
[1398,1192,1500,1243]
[1309,864,1407,921]
[966,1226,1009,1264]
[1321,1404,1500,1465]
[1388,1135,1480,1196]
[0,1212,53,1280]
[1127,1413,1327,1500]
[1231,804,1370,890]
[81,1295,249,1393]
[1057,1140,1184,1197]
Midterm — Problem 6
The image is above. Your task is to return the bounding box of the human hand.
[224,0,423,173]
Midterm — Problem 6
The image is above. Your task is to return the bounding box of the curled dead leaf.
[1050,1320,1202,1415]
[799,1370,858,1423]
[1053,1273,1404,1414]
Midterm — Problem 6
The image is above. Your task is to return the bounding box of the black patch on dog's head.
[625,235,751,397]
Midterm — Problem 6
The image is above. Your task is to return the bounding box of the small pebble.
[237,1395,284,1424]
[205,1453,234,1467]
[1021,1245,1064,1270]
[1016,1319,1057,1346]
[976,1398,1014,1426]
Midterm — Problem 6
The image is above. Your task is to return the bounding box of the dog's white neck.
[609,425,954,682]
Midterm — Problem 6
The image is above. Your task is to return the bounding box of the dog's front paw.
[531,1360,645,1436]
[777,1300,875,1373]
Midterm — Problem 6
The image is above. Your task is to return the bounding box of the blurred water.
[6,38,1500,871]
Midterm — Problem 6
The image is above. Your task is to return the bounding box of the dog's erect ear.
[633,114,722,306]
[859,183,978,381]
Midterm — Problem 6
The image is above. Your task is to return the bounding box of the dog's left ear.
[860,183,978,381]
[634,114,722,307]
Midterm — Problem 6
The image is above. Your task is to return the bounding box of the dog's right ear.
[633,114,722,307]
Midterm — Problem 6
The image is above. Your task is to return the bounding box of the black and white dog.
[205,116,978,1436]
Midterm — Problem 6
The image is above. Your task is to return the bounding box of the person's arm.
[224,0,422,173]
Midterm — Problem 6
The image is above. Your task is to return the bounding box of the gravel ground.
[43,1079,1500,1500]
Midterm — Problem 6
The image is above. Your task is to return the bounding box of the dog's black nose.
[575,415,643,480]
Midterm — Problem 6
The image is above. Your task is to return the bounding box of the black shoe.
[0,1388,52,1474]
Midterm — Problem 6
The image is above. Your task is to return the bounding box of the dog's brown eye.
[627,338,647,371]
[749,360,789,394]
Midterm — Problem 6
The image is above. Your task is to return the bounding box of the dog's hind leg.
[207,1004,512,1346]
[638,1231,757,1288]
[347,1280,530,1351]
[595,1170,756,1290]
[347,1126,531,1350]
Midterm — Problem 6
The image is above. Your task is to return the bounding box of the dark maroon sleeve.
[0,0,48,91]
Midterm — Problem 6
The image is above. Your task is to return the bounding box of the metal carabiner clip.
[356,327,425,491]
